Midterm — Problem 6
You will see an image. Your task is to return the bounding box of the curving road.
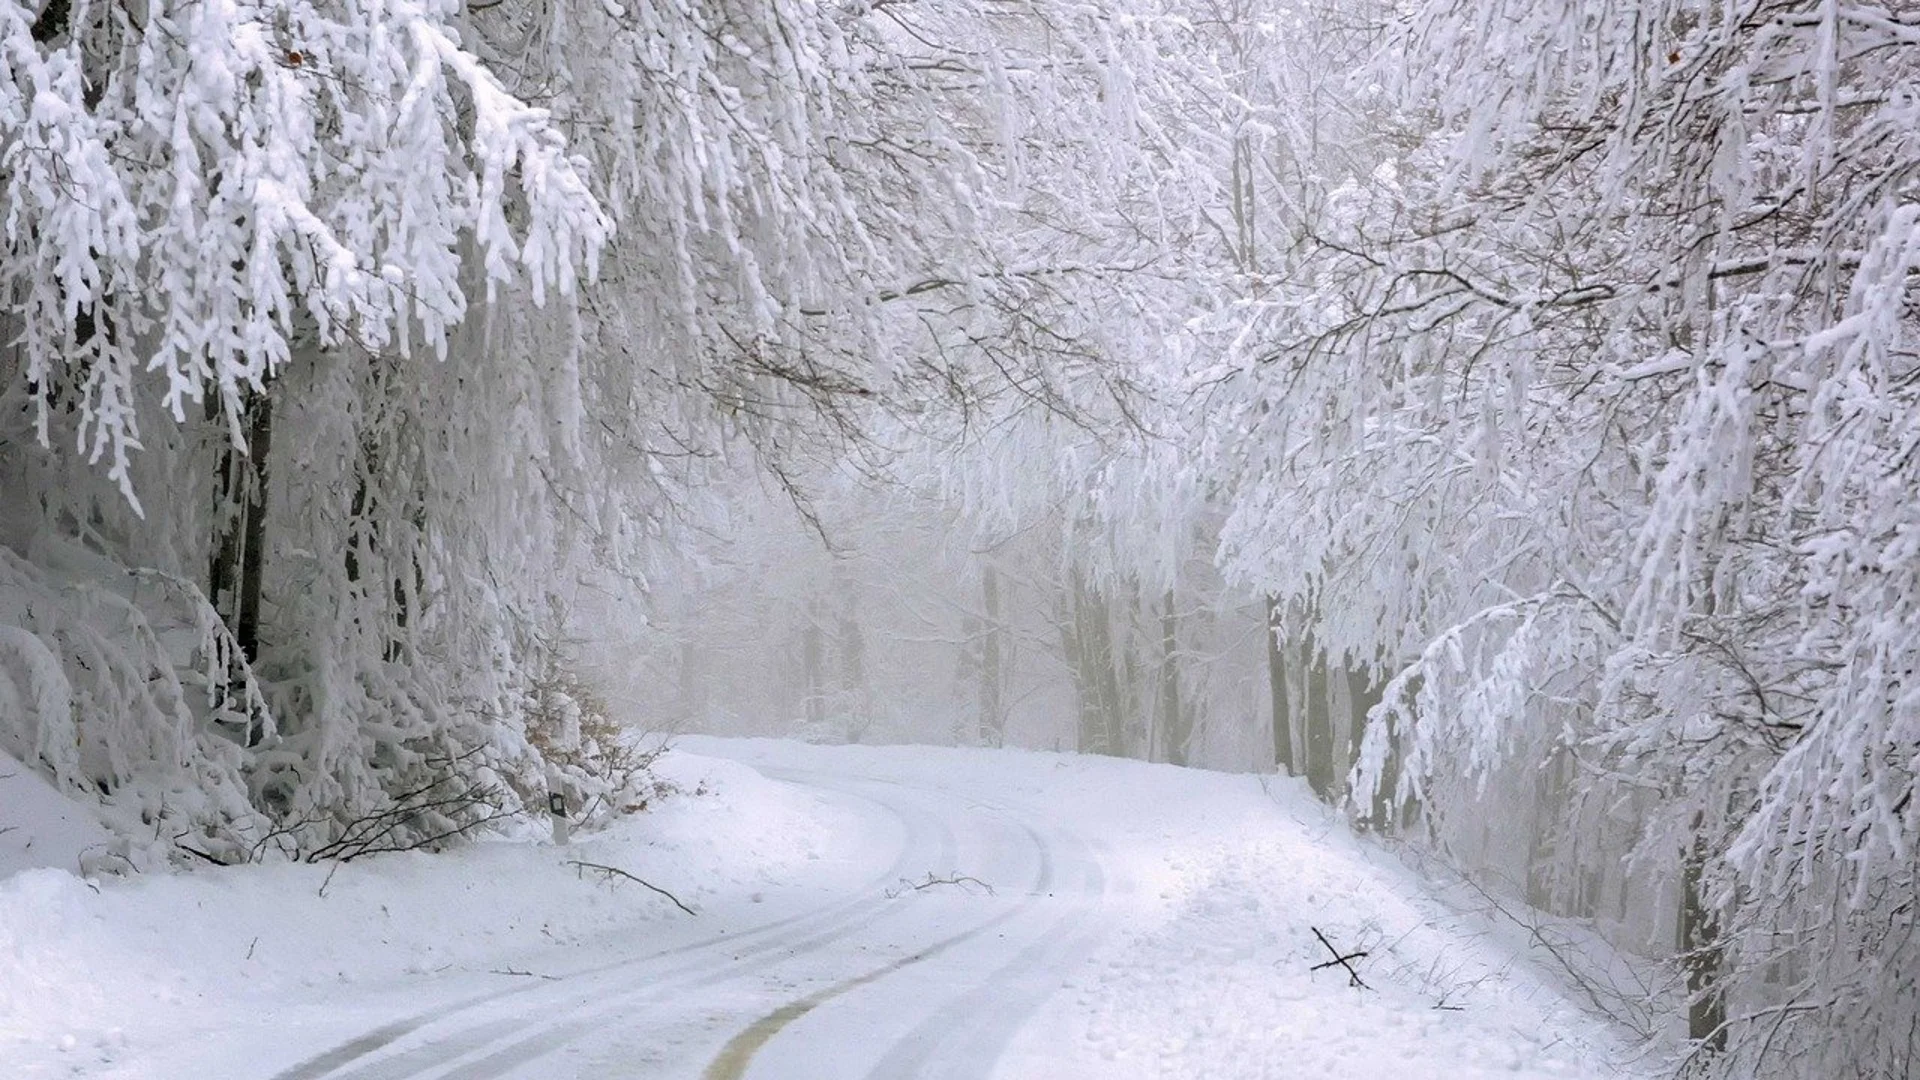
[266,762,1113,1080]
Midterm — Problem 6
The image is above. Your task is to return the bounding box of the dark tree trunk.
[234,393,273,665]
[207,397,241,622]
[205,389,272,746]
[1302,639,1336,800]
[1681,824,1727,1052]
[207,391,273,663]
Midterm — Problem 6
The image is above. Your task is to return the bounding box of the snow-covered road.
[2,740,1658,1079]
[265,762,1108,1080]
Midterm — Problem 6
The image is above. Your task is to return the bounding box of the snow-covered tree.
[1201,1,1920,1073]
[1,0,612,855]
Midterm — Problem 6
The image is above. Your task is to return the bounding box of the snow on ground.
[699,739,1659,1080]
[1,750,117,881]
[0,739,1660,1079]
[0,751,867,1078]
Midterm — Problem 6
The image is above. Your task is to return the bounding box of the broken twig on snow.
[488,966,559,980]
[1311,926,1371,989]
[565,859,697,916]
[886,871,994,898]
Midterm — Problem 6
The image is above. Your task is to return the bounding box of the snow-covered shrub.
[521,660,665,829]
[0,541,263,867]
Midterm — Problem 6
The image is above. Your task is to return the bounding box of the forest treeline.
[1,0,1913,1075]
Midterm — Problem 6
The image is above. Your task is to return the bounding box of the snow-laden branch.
[0,0,608,506]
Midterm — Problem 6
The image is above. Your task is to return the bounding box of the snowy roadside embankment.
[0,750,867,1078]
[1,749,118,881]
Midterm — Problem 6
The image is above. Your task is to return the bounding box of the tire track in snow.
[699,821,1057,1080]
[407,772,994,1080]
[268,772,954,1080]
[856,829,1110,1080]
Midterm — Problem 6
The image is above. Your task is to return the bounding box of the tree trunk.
[208,390,273,661]
[838,595,867,741]
[1526,749,1569,910]
[1159,587,1188,766]
[979,564,1005,747]
[1345,669,1378,773]
[1267,596,1294,775]
[1065,576,1123,756]
[208,407,242,625]
[802,607,826,728]
[234,392,273,666]
[1059,587,1097,753]
[1302,638,1336,800]
[1681,822,1727,1052]
[1111,586,1140,758]
[205,391,272,746]
[1346,667,1393,825]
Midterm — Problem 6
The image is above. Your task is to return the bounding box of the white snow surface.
[0,750,118,881]
[0,739,1654,1079]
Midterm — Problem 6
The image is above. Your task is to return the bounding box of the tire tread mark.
[336,774,957,1080]
[862,831,1108,1080]
[269,774,940,1080]
[700,824,1056,1080]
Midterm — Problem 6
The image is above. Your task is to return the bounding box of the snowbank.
[0,749,117,879]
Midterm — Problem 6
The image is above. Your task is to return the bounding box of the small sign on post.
[548,791,570,846]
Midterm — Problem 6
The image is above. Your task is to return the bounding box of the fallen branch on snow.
[1311,926,1371,989]
[175,840,234,867]
[565,859,697,916]
[886,871,994,898]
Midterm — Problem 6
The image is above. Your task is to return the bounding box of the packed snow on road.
[2,739,1657,1079]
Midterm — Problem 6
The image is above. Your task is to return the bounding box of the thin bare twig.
[488,967,559,981]
[565,860,697,916]
[885,871,995,898]
[175,843,233,867]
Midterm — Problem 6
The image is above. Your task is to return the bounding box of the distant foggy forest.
[2,0,1915,1075]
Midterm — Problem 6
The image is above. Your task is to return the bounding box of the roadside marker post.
[549,791,571,846]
